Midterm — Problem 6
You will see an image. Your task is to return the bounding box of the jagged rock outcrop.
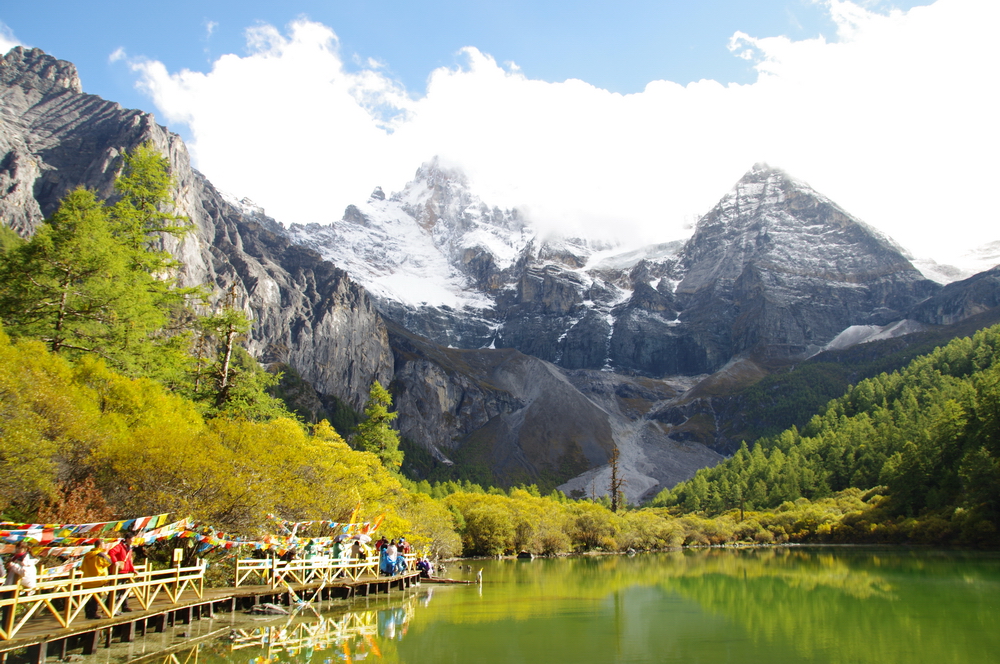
[908,266,1000,326]
[388,322,613,483]
[389,321,723,501]
[0,47,391,411]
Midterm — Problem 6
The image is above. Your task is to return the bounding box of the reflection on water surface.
[137,548,1000,664]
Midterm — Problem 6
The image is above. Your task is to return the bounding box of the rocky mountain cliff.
[0,47,391,412]
[286,154,959,497]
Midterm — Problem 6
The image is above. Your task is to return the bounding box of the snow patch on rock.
[822,319,929,353]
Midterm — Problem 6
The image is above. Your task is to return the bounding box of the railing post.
[8,585,20,639]
[66,569,76,627]
[110,571,119,615]
[2,591,12,639]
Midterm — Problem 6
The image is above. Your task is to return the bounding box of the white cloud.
[131,0,999,265]
[108,47,126,64]
[0,21,23,54]
[204,20,218,39]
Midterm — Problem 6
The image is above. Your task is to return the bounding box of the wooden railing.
[234,553,416,588]
[0,562,205,641]
[2,553,419,641]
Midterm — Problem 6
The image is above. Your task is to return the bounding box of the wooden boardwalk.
[0,571,421,664]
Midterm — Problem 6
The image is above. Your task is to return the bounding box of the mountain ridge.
[293,156,942,377]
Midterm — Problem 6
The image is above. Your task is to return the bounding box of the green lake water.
[168,547,1000,664]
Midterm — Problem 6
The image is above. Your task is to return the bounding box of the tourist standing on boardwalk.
[2,542,36,628]
[108,532,136,613]
[4,542,36,591]
[82,541,111,619]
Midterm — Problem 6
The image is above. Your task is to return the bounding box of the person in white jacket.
[2,542,37,628]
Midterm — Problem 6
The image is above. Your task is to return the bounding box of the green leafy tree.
[355,381,404,469]
[0,226,22,254]
[0,189,125,355]
[0,144,197,383]
[461,502,515,556]
[110,142,192,269]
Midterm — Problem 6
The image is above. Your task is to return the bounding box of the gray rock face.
[0,47,392,412]
[655,164,942,372]
[389,322,613,483]
[908,266,1000,326]
[1,47,82,95]
[388,321,719,501]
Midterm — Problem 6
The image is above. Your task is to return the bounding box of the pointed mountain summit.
[294,160,943,377]
[289,158,531,347]
[669,163,940,365]
[397,157,473,230]
[680,163,913,289]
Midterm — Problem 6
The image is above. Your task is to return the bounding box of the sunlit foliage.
[653,325,1000,546]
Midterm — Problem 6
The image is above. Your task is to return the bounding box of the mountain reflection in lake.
[145,548,1000,664]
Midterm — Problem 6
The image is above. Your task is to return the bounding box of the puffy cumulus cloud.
[399,49,748,243]
[723,0,999,262]
[130,20,412,226]
[131,0,998,263]
[0,21,23,54]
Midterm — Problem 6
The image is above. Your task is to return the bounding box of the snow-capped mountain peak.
[290,160,941,376]
[288,159,533,310]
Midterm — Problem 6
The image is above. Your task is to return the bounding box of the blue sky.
[2,1,997,269]
[2,1,902,110]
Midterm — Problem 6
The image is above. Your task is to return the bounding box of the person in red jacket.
[107,532,136,613]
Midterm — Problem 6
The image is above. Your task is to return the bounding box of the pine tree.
[355,381,404,469]
[110,142,192,268]
[0,189,126,355]
[0,143,198,382]
[195,289,288,421]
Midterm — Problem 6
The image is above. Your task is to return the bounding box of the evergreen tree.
[0,144,197,382]
[195,290,289,421]
[0,189,124,354]
[355,381,404,469]
[110,142,192,267]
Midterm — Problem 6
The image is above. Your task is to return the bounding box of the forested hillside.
[712,308,1000,449]
[653,324,1000,545]
[0,145,458,554]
